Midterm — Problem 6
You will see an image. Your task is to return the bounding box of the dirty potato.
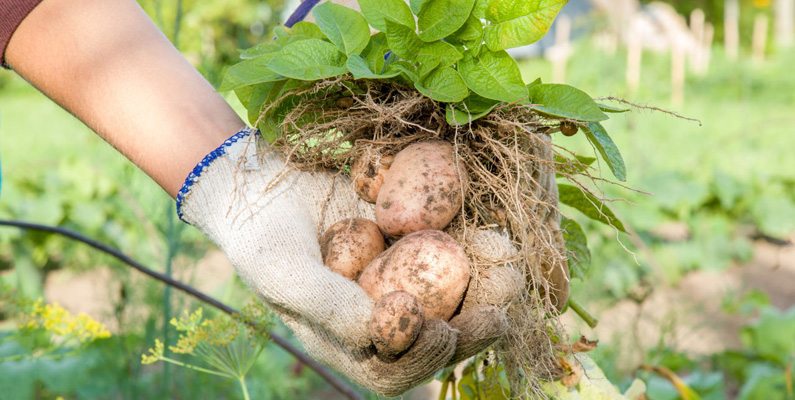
[358,230,469,320]
[320,218,386,280]
[351,151,394,203]
[369,290,424,359]
[375,141,467,236]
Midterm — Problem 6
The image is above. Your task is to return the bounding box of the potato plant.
[218,0,640,397]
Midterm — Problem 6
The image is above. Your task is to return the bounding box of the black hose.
[0,219,365,400]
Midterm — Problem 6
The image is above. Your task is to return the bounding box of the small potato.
[351,151,393,203]
[375,141,467,236]
[358,230,469,320]
[369,291,424,359]
[320,218,386,280]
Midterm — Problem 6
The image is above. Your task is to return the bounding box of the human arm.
[4,0,521,395]
[4,0,244,197]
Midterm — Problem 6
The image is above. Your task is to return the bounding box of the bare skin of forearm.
[5,0,246,197]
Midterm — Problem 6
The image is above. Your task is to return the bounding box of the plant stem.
[172,0,183,47]
[238,376,251,400]
[450,373,457,400]
[438,377,450,400]
[0,353,27,363]
[438,369,455,400]
[159,356,232,378]
[163,204,178,395]
[473,357,485,399]
[0,335,17,343]
[568,297,599,328]
[0,219,366,400]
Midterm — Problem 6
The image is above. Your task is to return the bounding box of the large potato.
[358,230,470,320]
[320,218,386,280]
[369,291,424,359]
[351,151,393,203]
[375,141,467,236]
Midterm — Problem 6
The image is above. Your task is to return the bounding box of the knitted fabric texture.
[178,132,523,396]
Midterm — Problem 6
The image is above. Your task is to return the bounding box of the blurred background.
[0,0,793,398]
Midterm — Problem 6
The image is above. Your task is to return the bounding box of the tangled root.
[260,77,600,396]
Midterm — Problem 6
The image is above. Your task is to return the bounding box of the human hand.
[178,129,521,396]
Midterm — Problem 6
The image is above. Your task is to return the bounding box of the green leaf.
[555,154,596,176]
[583,122,627,182]
[561,217,590,280]
[458,50,527,102]
[558,184,626,232]
[386,19,424,59]
[472,0,488,18]
[312,2,370,55]
[448,14,484,43]
[388,61,420,83]
[528,83,608,122]
[445,93,499,125]
[481,364,511,399]
[417,0,476,42]
[741,306,795,365]
[273,25,291,38]
[234,81,281,125]
[751,195,795,238]
[416,57,442,79]
[266,39,347,80]
[415,66,469,102]
[218,53,284,91]
[418,40,463,67]
[290,21,328,39]
[457,364,478,400]
[346,54,402,79]
[598,103,630,113]
[483,0,567,51]
[256,80,304,142]
[239,33,317,59]
[239,42,280,60]
[410,0,426,14]
[358,0,415,31]
[361,32,391,74]
[737,362,789,400]
[386,20,462,68]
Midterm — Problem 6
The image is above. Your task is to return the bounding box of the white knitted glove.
[177,129,519,396]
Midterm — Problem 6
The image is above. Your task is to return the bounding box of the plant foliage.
[220,0,631,287]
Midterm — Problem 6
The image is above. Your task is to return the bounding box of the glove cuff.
[175,128,257,222]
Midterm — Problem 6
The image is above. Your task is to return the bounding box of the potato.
[369,291,424,359]
[358,230,470,320]
[351,151,394,203]
[320,218,386,280]
[375,140,467,236]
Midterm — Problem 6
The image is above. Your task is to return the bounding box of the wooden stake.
[701,22,714,75]
[775,0,795,48]
[689,9,706,73]
[725,0,740,60]
[671,41,685,105]
[551,14,572,83]
[753,13,770,64]
[626,20,642,96]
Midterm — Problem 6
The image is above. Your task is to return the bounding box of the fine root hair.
[259,77,612,395]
